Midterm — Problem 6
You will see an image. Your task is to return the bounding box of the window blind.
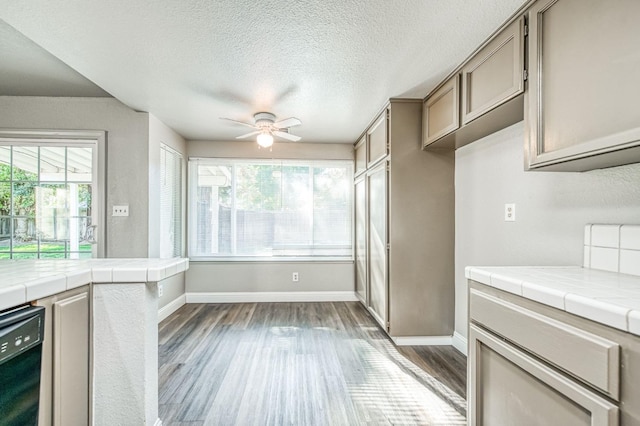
[189,158,353,259]
[160,144,183,258]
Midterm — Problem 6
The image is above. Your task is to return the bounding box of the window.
[160,144,183,258]
[189,158,353,260]
[0,142,97,259]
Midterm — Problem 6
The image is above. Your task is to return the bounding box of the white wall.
[455,121,640,338]
[186,140,355,295]
[0,96,150,257]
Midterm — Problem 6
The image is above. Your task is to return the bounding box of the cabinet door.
[367,111,388,167]
[525,0,640,171]
[423,75,460,147]
[354,177,367,303]
[354,136,367,177]
[367,161,388,328]
[468,324,618,426]
[53,291,90,426]
[461,17,524,125]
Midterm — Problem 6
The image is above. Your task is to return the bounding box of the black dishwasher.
[0,305,45,426]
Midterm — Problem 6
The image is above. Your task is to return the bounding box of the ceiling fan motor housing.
[254,112,276,128]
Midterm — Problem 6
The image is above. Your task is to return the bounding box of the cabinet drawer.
[470,289,620,400]
[423,75,459,147]
[469,324,619,425]
[461,16,524,125]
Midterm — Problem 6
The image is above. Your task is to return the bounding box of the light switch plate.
[112,205,129,217]
[504,203,516,222]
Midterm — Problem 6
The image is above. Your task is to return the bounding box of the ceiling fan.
[220,112,302,148]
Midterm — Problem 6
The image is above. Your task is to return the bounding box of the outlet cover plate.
[504,203,516,222]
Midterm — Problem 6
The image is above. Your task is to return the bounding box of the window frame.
[0,129,106,258]
[188,157,354,262]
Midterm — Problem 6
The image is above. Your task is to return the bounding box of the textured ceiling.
[0,0,526,143]
[0,20,109,97]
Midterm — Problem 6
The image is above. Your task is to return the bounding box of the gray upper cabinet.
[422,75,460,148]
[461,17,524,125]
[354,136,367,177]
[525,0,640,171]
[367,112,388,167]
[423,12,526,150]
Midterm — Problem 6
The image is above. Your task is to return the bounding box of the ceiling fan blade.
[273,130,301,142]
[220,117,258,129]
[273,117,302,129]
[236,131,261,139]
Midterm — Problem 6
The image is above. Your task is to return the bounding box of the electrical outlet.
[158,283,164,297]
[112,205,129,217]
[504,203,516,222]
[292,272,299,282]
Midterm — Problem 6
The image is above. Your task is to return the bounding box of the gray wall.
[158,273,185,308]
[186,139,355,294]
[0,96,150,257]
[188,139,353,160]
[187,261,354,293]
[455,121,640,338]
[0,98,189,309]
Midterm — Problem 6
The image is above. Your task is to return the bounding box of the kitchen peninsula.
[0,258,188,426]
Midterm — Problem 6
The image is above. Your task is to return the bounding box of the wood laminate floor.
[158,302,466,425]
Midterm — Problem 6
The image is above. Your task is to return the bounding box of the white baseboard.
[185,291,359,303]
[391,335,453,346]
[158,294,186,323]
[452,331,468,356]
[355,291,365,305]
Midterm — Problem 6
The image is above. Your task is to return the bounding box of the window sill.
[188,256,354,264]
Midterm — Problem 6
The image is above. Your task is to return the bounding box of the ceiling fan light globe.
[257,132,274,148]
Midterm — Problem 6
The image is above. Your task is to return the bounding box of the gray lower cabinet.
[468,281,640,425]
[525,0,640,171]
[37,286,90,426]
[366,160,388,326]
[354,99,454,338]
[469,324,617,425]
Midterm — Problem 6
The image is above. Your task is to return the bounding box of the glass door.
[0,131,104,259]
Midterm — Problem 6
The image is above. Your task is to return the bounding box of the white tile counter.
[0,258,188,311]
[466,266,640,336]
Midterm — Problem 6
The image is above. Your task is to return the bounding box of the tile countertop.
[466,266,640,337]
[0,258,189,311]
